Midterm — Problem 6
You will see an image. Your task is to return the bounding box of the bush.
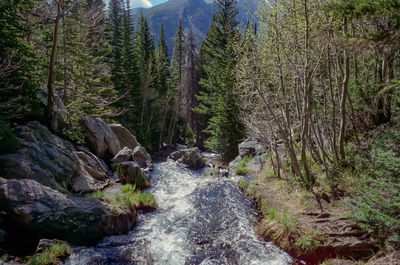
[0,121,21,154]
[348,129,400,247]
[28,242,70,265]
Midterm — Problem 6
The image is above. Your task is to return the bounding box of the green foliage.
[0,0,42,122]
[294,234,321,253]
[85,191,105,199]
[121,183,136,193]
[112,184,157,209]
[28,242,69,265]
[195,0,244,160]
[235,155,251,175]
[0,121,21,154]
[237,179,249,191]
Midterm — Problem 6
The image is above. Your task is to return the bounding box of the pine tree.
[183,30,199,132]
[195,0,244,160]
[120,0,137,129]
[155,24,172,148]
[107,0,123,93]
[168,19,186,144]
[134,12,158,147]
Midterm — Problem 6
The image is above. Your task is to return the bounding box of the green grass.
[235,155,252,175]
[295,233,321,253]
[237,179,249,190]
[85,190,105,199]
[28,242,70,265]
[112,184,157,209]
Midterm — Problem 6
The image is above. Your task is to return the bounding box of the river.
[65,160,292,265]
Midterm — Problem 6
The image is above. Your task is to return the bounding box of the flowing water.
[65,160,292,265]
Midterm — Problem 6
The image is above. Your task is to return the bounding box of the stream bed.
[65,160,292,265]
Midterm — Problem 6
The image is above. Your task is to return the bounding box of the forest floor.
[236,162,398,265]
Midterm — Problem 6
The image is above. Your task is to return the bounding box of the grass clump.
[295,233,321,253]
[85,190,105,199]
[235,155,252,175]
[113,184,157,209]
[28,242,70,265]
[237,179,249,191]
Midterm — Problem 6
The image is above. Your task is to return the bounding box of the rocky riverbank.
[229,138,381,265]
[0,117,155,262]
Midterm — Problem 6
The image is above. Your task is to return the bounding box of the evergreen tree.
[107,0,123,92]
[168,19,186,144]
[134,13,158,147]
[155,24,172,148]
[195,0,244,160]
[120,0,137,129]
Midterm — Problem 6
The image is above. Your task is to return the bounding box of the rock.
[0,122,112,194]
[109,124,138,150]
[228,155,242,176]
[80,117,121,159]
[73,150,111,193]
[0,121,79,193]
[132,146,152,169]
[238,138,265,157]
[116,162,150,189]
[0,178,136,246]
[111,147,133,163]
[168,147,205,169]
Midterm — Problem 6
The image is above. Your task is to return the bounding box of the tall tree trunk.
[47,0,63,119]
[338,16,349,161]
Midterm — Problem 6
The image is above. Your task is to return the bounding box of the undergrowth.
[28,242,70,265]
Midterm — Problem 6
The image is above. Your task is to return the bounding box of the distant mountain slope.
[132,0,258,54]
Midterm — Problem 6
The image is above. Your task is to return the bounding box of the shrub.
[28,242,70,265]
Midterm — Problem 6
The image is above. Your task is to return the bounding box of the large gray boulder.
[168,147,205,170]
[0,122,79,193]
[238,138,265,157]
[116,162,150,189]
[73,149,111,193]
[0,178,135,245]
[111,147,133,164]
[80,117,121,159]
[109,124,139,150]
[132,146,152,169]
[0,122,111,194]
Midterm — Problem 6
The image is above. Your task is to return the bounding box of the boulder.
[0,122,112,194]
[116,162,150,189]
[238,138,265,157]
[168,147,205,169]
[111,147,133,164]
[0,178,136,246]
[73,150,111,193]
[80,117,121,159]
[109,124,139,150]
[132,146,152,169]
[0,122,79,193]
